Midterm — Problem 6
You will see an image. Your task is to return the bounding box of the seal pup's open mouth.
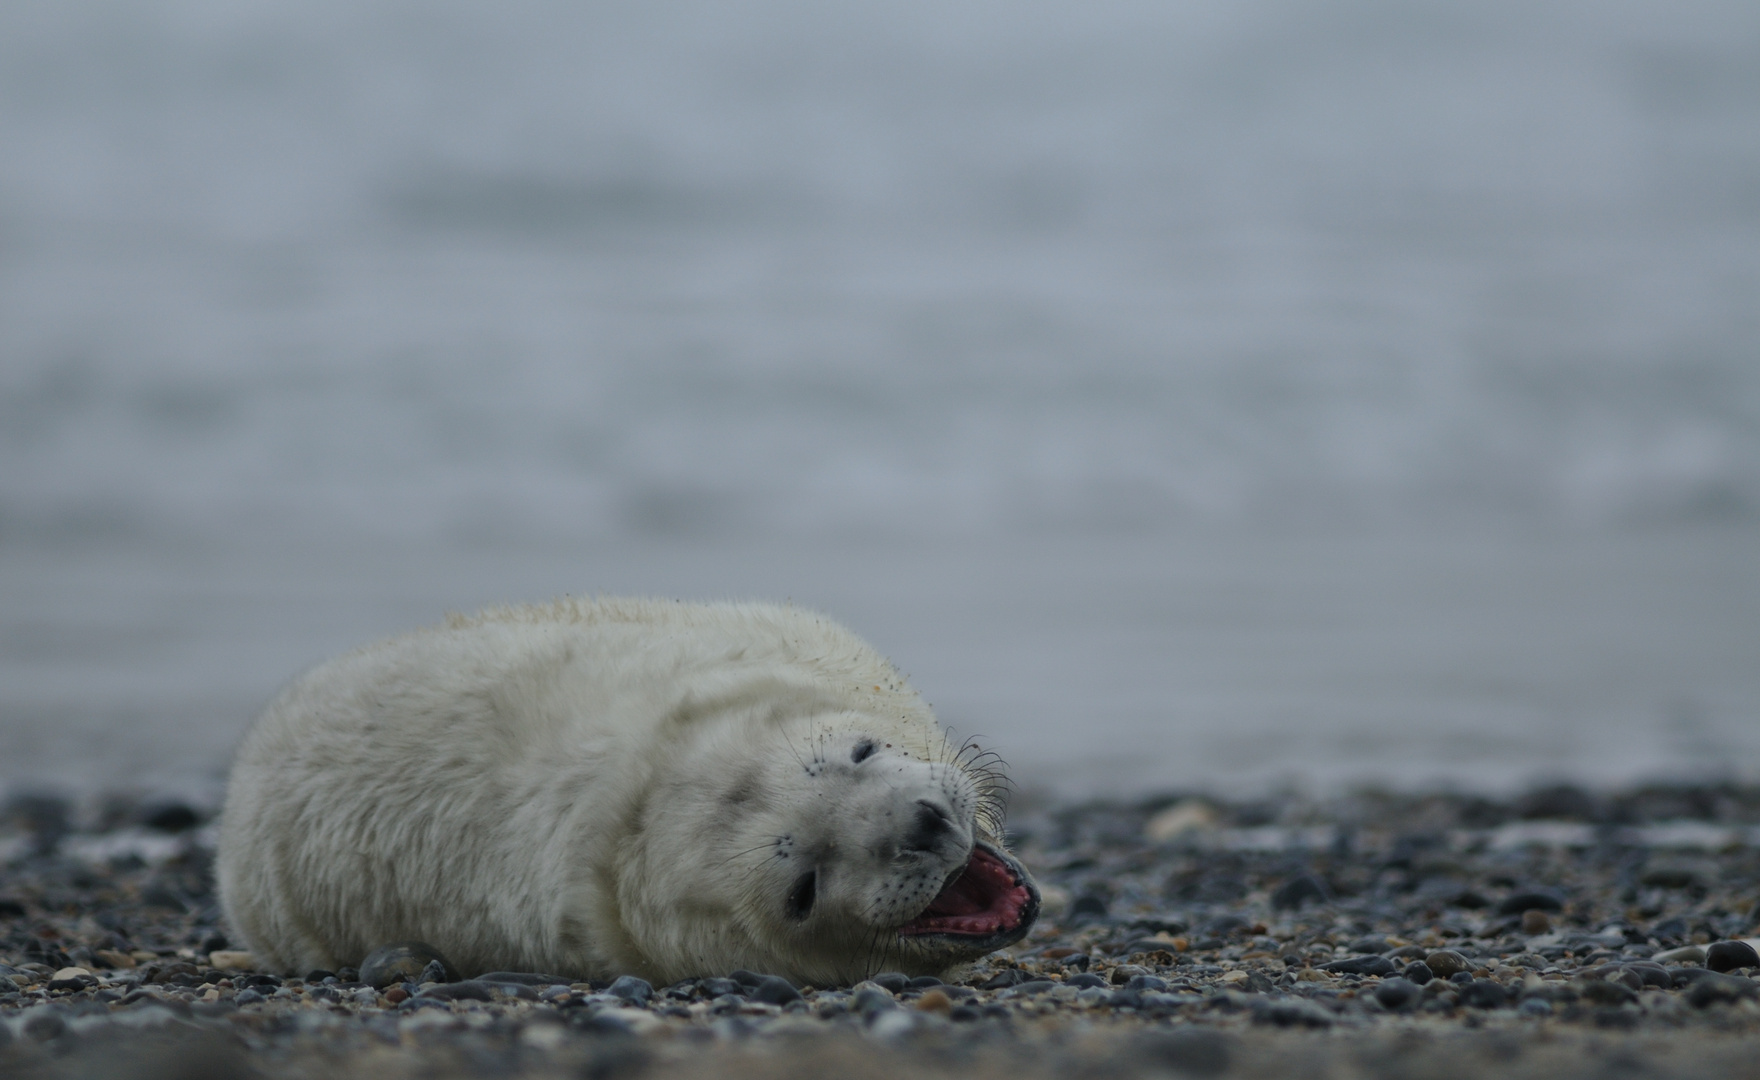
[896,842,1039,950]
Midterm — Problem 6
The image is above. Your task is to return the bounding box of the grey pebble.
[1322,955,1396,977]
[358,942,458,989]
[1576,979,1638,1006]
[867,971,912,993]
[1496,890,1565,915]
[749,975,800,1006]
[417,980,495,1002]
[1252,998,1333,1028]
[1686,971,1760,1009]
[1270,875,1331,911]
[1458,979,1508,1009]
[478,971,571,987]
[1705,940,1760,973]
[1424,950,1471,979]
[1373,978,1420,1011]
[607,975,653,1005]
[1402,961,1434,985]
[851,986,896,1018]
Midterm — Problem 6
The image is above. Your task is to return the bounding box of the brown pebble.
[914,989,953,1014]
[384,987,409,1004]
[1521,909,1551,935]
[1425,950,1470,979]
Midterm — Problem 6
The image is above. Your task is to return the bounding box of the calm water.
[2,1,1757,800]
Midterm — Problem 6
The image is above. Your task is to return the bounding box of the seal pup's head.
[623,711,1039,987]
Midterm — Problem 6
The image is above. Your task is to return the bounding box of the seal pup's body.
[218,599,1036,986]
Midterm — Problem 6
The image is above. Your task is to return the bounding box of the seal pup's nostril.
[904,799,957,852]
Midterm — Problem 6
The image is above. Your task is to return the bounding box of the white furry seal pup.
[217,598,1037,986]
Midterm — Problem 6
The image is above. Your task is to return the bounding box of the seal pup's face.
[627,720,1039,986]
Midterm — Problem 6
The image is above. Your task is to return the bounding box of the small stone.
[208,950,256,971]
[1686,971,1760,1009]
[1576,979,1638,1006]
[1521,910,1551,935]
[1270,875,1331,911]
[607,975,654,1005]
[384,987,409,1004]
[1066,973,1108,989]
[748,975,799,1006]
[1653,945,1706,965]
[1252,998,1333,1028]
[234,989,265,1005]
[1518,997,1552,1017]
[868,1009,917,1039]
[1496,891,1564,916]
[1458,979,1508,1009]
[1321,955,1396,977]
[869,971,912,993]
[94,949,137,970]
[1624,962,1672,989]
[1143,799,1218,842]
[851,986,896,1018]
[479,971,570,987]
[1125,974,1169,992]
[914,989,953,1014]
[1403,961,1434,985]
[1705,940,1760,973]
[1069,894,1109,921]
[46,967,96,992]
[1374,977,1420,1011]
[1424,950,1471,979]
[417,980,494,1002]
[358,943,457,989]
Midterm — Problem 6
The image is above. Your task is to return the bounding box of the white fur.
[217,598,1010,986]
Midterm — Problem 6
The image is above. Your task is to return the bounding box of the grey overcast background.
[2,0,1757,802]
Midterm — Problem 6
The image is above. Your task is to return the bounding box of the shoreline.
[4,782,1759,1078]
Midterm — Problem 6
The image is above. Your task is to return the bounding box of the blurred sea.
[2,0,1757,800]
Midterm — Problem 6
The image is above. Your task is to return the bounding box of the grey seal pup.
[217,598,1038,986]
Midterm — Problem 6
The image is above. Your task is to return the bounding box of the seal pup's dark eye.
[851,739,877,764]
[786,871,816,921]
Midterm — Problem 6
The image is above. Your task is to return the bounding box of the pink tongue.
[899,847,1032,936]
[924,848,1015,916]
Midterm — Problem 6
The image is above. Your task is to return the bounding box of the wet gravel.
[4,783,1760,1079]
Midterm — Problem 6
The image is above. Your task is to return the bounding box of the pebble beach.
[4,784,1760,1080]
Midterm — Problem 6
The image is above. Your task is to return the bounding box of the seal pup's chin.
[896,841,1039,954]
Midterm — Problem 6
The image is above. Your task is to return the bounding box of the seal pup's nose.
[904,798,961,853]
